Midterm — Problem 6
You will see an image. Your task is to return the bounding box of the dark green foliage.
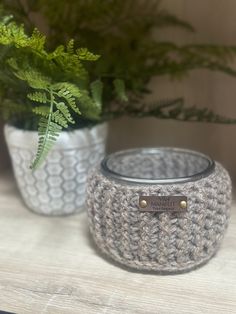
[113,79,128,102]
[109,98,236,124]
[4,0,236,124]
[15,0,236,100]
[91,80,104,110]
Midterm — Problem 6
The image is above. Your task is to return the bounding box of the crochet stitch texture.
[87,149,231,273]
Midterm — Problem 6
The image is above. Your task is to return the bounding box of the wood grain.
[0,172,235,314]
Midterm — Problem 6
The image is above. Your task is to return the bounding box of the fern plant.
[7,1,236,100]
[0,11,109,169]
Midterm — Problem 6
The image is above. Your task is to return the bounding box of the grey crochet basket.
[87,148,232,273]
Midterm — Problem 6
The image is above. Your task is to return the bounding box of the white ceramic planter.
[4,123,108,216]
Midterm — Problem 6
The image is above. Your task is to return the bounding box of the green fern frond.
[154,10,195,32]
[0,12,46,51]
[31,87,62,169]
[66,39,75,55]
[99,0,195,35]
[146,42,236,78]
[53,83,81,114]
[77,89,101,120]
[47,45,65,60]
[113,79,128,102]
[32,106,50,117]
[120,98,236,124]
[28,91,48,103]
[31,117,62,169]
[54,82,82,98]
[91,80,103,108]
[1,14,13,25]
[29,28,46,51]
[8,58,52,89]
[16,68,51,89]
[56,102,75,124]
[53,82,102,119]
[51,110,68,128]
[48,44,89,80]
[31,86,80,169]
[77,48,100,61]
[0,21,28,46]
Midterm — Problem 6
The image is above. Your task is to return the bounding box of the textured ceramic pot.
[87,148,232,273]
[4,123,107,216]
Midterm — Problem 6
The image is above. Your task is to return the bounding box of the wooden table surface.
[0,172,235,314]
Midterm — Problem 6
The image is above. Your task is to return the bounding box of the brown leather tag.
[139,196,187,212]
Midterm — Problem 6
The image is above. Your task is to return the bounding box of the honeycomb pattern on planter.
[5,124,107,216]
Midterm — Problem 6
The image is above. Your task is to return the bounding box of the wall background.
[1,0,236,180]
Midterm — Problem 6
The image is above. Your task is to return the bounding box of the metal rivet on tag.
[140,199,148,208]
[180,200,187,209]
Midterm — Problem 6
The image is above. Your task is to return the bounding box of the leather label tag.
[139,196,187,212]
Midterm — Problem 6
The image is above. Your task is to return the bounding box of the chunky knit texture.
[87,151,231,273]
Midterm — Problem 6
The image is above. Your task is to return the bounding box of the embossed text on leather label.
[139,196,187,212]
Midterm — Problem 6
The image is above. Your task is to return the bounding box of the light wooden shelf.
[0,172,235,314]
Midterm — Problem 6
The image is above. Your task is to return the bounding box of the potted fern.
[0,10,111,216]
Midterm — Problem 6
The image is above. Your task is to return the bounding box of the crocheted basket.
[87,148,232,273]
